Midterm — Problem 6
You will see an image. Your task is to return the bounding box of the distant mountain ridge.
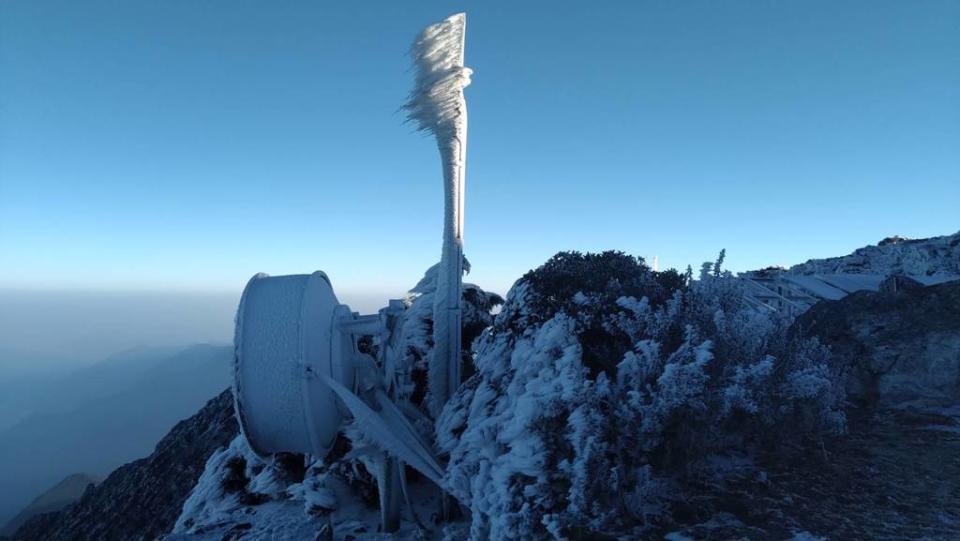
[0,344,232,529]
[0,345,188,432]
[1,474,100,535]
[12,391,237,541]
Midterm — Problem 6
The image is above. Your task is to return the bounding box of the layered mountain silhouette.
[0,344,231,528]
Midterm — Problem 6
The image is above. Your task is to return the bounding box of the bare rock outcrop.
[794,280,960,406]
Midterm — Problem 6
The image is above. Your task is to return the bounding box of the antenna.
[404,13,471,415]
[231,13,472,534]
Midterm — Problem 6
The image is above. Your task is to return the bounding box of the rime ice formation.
[233,273,343,459]
[170,272,500,540]
[435,252,846,539]
[13,246,960,540]
[167,252,863,540]
[404,13,472,417]
[404,13,472,141]
[220,15,479,536]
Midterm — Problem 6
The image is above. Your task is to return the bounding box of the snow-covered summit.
[740,231,960,313]
[163,253,845,540]
[12,243,959,541]
[788,231,960,278]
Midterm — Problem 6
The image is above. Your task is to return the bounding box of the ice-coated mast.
[233,14,473,535]
[404,13,471,416]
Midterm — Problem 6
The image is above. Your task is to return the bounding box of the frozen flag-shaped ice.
[404,13,471,416]
[404,13,471,140]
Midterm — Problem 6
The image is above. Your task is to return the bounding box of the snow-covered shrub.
[511,251,686,377]
[438,252,846,539]
[395,263,503,409]
[173,434,405,539]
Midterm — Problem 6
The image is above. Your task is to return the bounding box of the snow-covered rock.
[795,279,960,406]
[740,232,960,313]
[167,434,450,541]
[790,232,960,278]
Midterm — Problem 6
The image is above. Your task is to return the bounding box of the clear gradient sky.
[2,0,958,300]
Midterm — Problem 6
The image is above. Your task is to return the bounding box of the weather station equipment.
[232,14,471,533]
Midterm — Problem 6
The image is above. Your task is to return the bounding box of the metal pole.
[432,14,468,416]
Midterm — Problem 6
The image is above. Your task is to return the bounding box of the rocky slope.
[1,474,100,536]
[795,280,960,406]
[655,277,960,539]
[0,344,232,527]
[654,404,960,540]
[12,390,236,541]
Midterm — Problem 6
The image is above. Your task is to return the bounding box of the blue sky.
[2,0,958,300]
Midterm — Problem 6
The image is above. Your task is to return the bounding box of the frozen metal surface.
[234,272,342,458]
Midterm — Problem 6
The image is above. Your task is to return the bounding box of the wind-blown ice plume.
[404,13,471,417]
[404,13,471,140]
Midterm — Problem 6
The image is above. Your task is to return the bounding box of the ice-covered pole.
[403,13,471,416]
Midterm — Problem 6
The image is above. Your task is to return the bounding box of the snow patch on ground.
[168,435,460,541]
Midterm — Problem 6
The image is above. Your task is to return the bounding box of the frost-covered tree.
[713,248,726,277]
[437,251,846,539]
[394,263,503,410]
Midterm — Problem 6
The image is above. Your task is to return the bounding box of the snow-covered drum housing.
[234,272,365,458]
